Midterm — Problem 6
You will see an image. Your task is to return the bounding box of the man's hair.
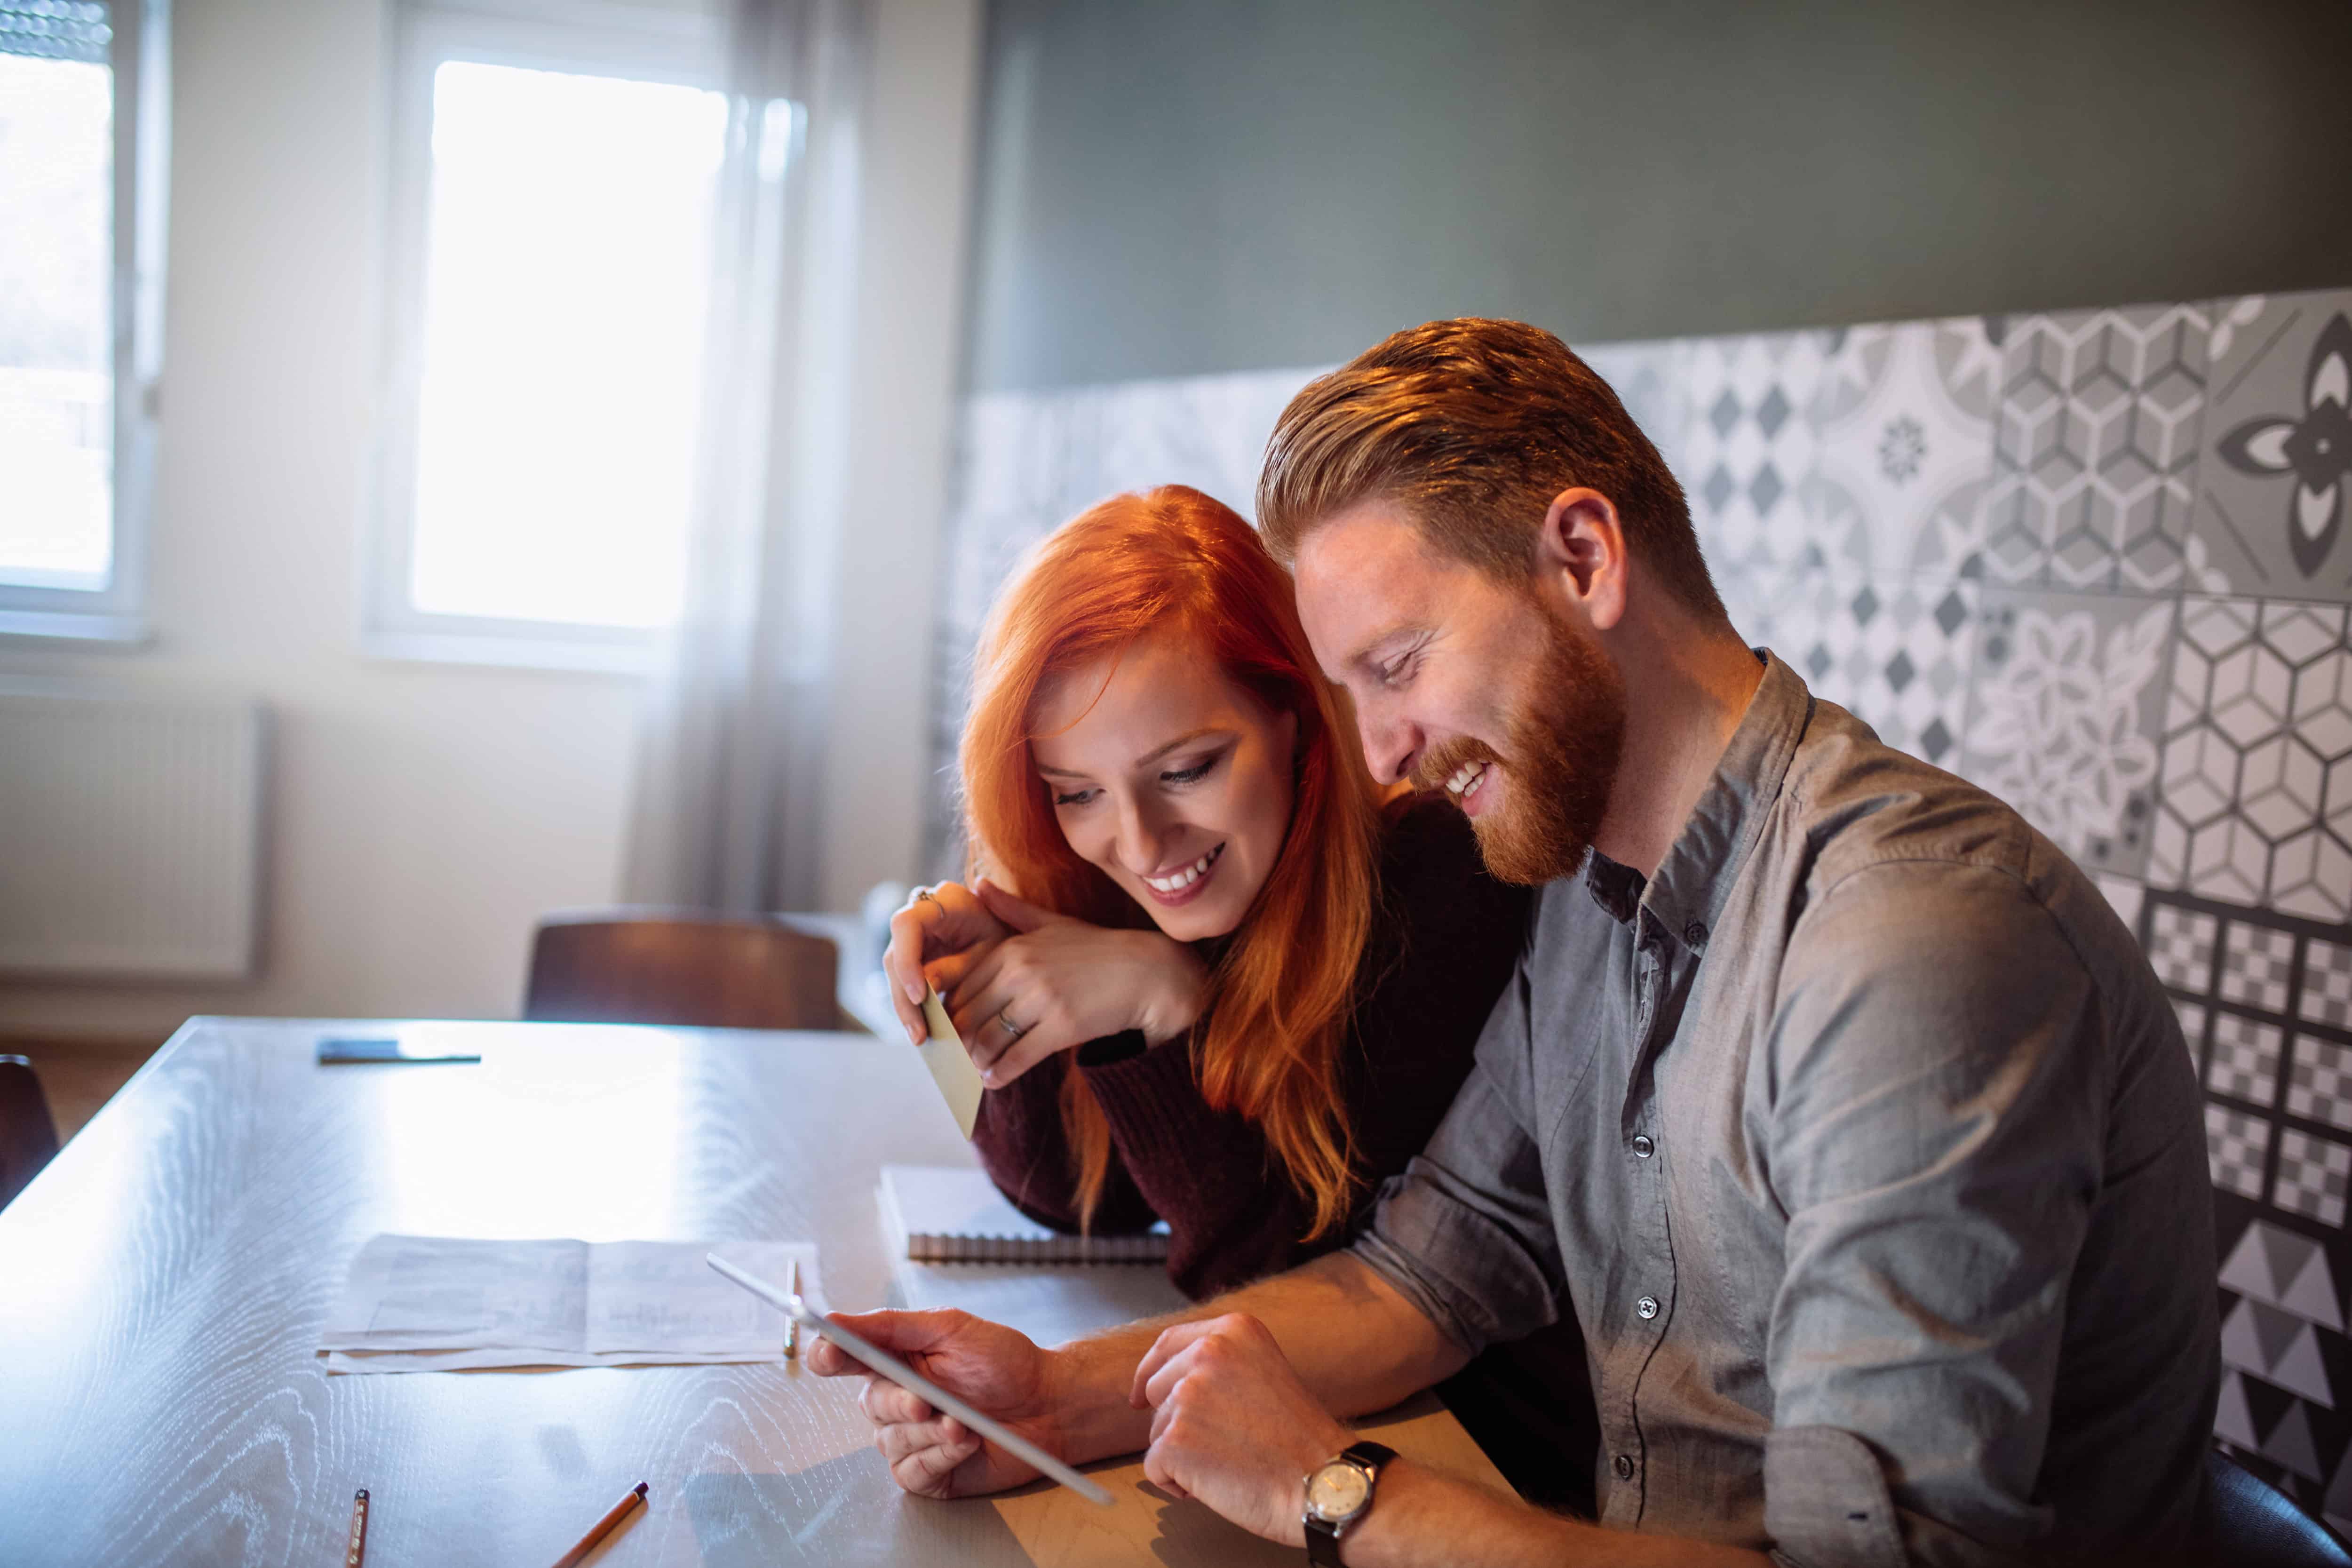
[1257,317,1724,619]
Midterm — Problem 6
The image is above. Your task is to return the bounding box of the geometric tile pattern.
[1681,331,1830,580]
[2146,887,2352,1510]
[1960,589,2172,875]
[2150,597,2352,921]
[2215,1103,2279,1199]
[2149,904,2221,991]
[2276,1130,2352,1229]
[1748,572,1976,765]
[2311,942,2352,1029]
[2290,1035,2352,1133]
[1981,304,2209,594]
[2225,922,2303,1014]
[2193,290,2352,600]
[2211,1012,2287,1107]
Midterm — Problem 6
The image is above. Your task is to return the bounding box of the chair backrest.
[2211,1445,2352,1568]
[0,1056,61,1210]
[524,911,840,1032]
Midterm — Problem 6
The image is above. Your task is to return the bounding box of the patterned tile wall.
[924,286,2352,1522]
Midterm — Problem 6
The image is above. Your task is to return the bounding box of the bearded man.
[815,318,2220,1566]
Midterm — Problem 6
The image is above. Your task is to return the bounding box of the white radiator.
[0,679,266,979]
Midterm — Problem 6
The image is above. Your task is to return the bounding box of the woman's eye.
[1161,756,1218,787]
[1052,787,1097,807]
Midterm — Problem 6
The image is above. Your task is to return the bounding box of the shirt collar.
[1582,649,1812,953]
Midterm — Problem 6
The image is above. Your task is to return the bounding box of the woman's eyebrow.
[1035,728,1224,780]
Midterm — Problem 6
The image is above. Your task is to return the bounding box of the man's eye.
[1380,655,1414,687]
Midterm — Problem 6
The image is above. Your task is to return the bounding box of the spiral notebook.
[879,1165,1169,1264]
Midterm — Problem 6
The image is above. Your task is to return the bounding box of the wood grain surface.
[0,1019,1510,1566]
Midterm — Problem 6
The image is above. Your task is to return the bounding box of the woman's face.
[1029,629,1299,942]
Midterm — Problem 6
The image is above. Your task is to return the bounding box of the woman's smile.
[1140,841,1226,905]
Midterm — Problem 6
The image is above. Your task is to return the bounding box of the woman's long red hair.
[960,486,1384,1239]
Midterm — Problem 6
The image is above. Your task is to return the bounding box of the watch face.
[1305,1461,1372,1521]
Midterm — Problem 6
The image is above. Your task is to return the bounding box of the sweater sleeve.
[969,1052,1159,1237]
[1078,1033,1318,1299]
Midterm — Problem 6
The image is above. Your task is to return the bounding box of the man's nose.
[1359,704,1421,787]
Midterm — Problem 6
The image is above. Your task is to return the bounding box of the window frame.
[0,0,172,645]
[365,0,723,675]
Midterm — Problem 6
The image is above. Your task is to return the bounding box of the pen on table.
[549,1481,647,1568]
[785,1258,799,1360]
[344,1489,368,1568]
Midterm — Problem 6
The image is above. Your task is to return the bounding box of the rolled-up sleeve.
[1764,859,2102,1567]
[1350,955,1567,1357]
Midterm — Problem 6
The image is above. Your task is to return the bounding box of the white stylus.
[705,1251,1116,1507]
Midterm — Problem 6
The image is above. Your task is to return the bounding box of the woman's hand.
[883,881,1013,1046]
[947,880,1210,1087]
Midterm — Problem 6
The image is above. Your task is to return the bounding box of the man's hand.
[1132,1313,1354,1546]
[806,1308,1062,1498]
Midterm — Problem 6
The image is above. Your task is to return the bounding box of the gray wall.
[966,0,2352,392]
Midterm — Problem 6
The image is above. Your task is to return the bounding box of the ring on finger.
[995,1007,1029,1040]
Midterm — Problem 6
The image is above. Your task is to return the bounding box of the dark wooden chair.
[524,909,841,1032]
[0,1056,61,1210]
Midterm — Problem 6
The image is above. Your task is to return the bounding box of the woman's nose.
[1112,794,1170,875]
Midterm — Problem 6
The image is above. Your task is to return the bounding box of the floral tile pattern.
[2193,291,2352,602]
[1958,588,2174,876]
[1979,303,2210,594]
[2150,597,2352,922]
[1805,317,2001,579]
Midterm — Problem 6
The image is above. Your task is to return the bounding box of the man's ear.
[1535,488,1629,633]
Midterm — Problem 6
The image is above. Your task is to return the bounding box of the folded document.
[320,1234,822,1374]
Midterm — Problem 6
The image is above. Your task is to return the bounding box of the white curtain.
[623,0,871,913]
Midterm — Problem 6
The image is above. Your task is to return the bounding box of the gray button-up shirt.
[1353,653,2218,1566]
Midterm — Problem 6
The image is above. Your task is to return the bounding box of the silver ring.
[995,1008,1029,1039]
[913,886,940,909]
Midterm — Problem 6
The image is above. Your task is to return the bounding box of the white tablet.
[705,1252,1115,1507]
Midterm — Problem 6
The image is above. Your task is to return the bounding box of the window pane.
[0,50,114,592]
[408,61,726,629]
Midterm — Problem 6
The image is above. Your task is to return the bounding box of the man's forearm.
[1046,1251,1468,1464]
[1339,1462,1770,1568]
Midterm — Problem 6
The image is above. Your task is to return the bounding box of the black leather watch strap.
[1304,1442,1398,1565]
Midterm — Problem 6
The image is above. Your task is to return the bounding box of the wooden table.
[0,1019,1510,1566]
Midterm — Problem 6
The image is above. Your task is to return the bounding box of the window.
[0,0,168,642]
[370,1,730,671]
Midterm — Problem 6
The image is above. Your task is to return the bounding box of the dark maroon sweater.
[970,794,1533,1300]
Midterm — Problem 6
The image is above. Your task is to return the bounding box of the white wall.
[0,0,977,1040]
[817,0,979,913]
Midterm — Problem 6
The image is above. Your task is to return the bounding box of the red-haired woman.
[886,484,1593,1509]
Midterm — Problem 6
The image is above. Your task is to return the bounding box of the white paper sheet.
[320,1235,821,1373]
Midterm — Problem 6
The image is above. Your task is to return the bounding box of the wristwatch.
[1302,1440,1396,1565]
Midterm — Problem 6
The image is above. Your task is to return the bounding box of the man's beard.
[1417,608,1625,886]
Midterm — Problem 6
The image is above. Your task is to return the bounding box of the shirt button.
[1613,1453,1635,1481]
[1632,1135,1654,1159]
[1685,920,1708,946]
[1637,1295,1659,1320]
